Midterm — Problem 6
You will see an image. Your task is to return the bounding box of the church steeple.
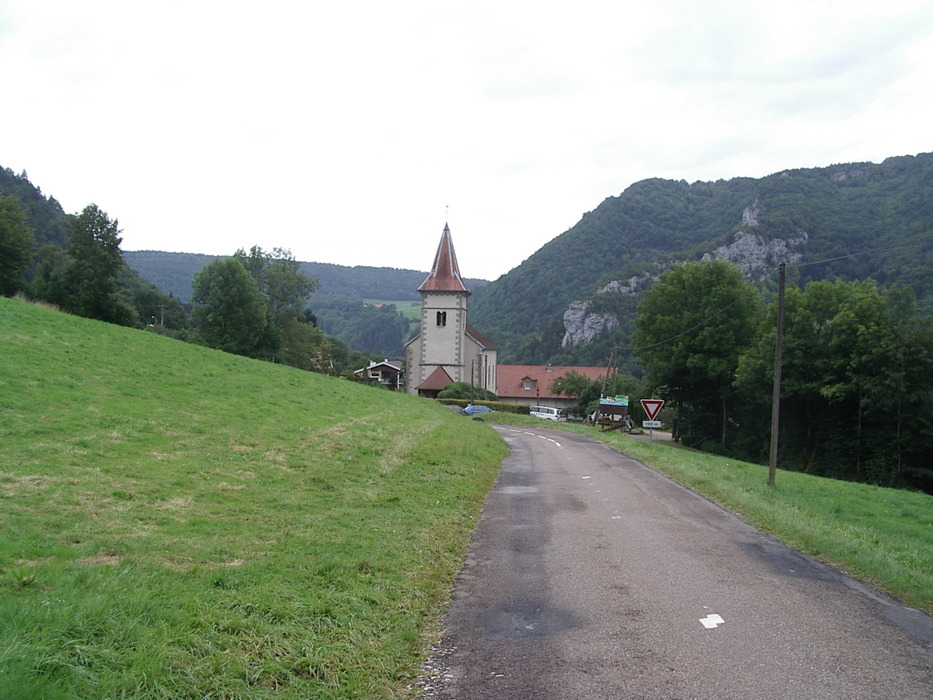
[405,222,497,396]
[418,223,470,294]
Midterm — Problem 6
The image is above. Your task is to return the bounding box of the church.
[405,224,498,397]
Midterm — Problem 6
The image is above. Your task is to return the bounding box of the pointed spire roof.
[418,224,471,293]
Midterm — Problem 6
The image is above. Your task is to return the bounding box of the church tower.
[405,224,497,396]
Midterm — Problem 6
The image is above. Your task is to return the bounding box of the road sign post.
[640,399,665,445]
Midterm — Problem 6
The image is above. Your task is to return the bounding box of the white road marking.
[501,427,562,448]
[700,614,725,629]
[532,434,562,448]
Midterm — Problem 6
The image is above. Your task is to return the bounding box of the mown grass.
[0,297,506,699]
[491,413,933,613]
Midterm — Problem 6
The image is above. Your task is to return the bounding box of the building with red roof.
[495,364,608,409]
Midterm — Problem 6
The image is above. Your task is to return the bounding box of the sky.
[1,1,932,281]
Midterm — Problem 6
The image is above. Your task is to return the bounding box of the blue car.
[462,404,495,415]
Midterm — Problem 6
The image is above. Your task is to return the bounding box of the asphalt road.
[416,425,933,699]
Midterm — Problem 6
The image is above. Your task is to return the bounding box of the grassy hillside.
[0,298,506,699]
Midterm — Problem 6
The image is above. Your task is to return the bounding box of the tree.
[277,317,334,372]
[30,244,69,305]
[60,204,135,325]
[191,257,274,358]
[0,195,35,296]
[233,246,326,368]
[735,279,933,490]
[550,370,593,401]
[129,283,189,333]
[233,246,318,325]
[633,260,762,448]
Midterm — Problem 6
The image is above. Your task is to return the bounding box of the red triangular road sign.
[640,399,665,421]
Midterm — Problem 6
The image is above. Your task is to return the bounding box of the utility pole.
[768,263,786,486]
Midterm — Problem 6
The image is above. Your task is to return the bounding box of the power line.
[784,230,933,271]
[614,298,741,352]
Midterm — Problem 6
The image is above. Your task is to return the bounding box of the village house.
[495,364,607,412]
[353,358,402,390]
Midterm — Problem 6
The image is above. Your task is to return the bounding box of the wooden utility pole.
[768,263,786,486]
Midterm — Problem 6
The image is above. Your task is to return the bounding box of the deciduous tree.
[633,260,762,448]
[735,279,933,489]
[191,257,273,358]
[61,204,135,325]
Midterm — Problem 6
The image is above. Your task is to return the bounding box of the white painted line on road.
[495,485,540,495]
[535,435,562,447]
[499,427,561,447]
[582,475,592,479]
[700,614,725,629]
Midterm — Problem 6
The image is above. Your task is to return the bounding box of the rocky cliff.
[560,202,808,348]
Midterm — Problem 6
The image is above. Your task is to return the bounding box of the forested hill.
[469,152,933,363]
[122,251,489,303]
[0,167,70,248]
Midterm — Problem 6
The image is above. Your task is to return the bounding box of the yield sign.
[640,399,665,421]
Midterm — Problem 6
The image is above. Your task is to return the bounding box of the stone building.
[405,224,497,397]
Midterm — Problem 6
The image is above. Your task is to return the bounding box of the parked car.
[530,405,563,421]
[462,404,495,415]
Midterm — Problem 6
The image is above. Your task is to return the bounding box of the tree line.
[545,259,932,492]
[628,260,932,492]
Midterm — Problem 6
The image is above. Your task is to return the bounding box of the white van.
[530,405,563,421]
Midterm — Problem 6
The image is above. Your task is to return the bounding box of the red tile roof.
[415,366,455,391]
[466,324,498,349]
[496,365,607,400]
[418,224,470,293]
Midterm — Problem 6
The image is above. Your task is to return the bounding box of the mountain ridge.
[468,152,933,363]
[122,250,490,303]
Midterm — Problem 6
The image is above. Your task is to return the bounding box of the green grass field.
[0,297,505,699]
[2,297,930,699]
[362,300,421,321]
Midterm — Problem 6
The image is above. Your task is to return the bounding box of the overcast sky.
[2,1,931,281]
